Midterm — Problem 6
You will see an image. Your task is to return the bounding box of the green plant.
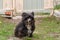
[54,5,60,10]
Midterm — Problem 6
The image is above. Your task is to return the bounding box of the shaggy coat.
[14,12,35,38]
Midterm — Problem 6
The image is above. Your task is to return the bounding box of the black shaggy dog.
[14,12,35,38]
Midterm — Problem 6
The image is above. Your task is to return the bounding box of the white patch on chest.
[27,25,32,36]
[27,25,31,32]
[27,18,32,36]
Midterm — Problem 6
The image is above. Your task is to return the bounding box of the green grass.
[0,16,60,40]
[34,17,60,40]
[0,17,15,40]
[35,12,50,15]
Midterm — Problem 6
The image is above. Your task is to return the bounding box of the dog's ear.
[31,12,34,16]
[22,12,27,17]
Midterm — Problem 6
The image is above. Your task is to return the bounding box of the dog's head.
[22,12,35,29]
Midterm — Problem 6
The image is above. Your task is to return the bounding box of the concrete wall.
[3,0,23,12]
[3,0,13,9]
[44,0,53,9]
[16,0,23,11]
[0,0,3,14]
[23,0,44,10]
[0,0,3,9]
[2,0,53,13]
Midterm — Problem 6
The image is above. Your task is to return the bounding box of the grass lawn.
[0,16,60,40]
[34,12,50,15]
[0,16,15,40]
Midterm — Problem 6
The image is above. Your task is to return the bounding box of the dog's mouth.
[26,22,31,29]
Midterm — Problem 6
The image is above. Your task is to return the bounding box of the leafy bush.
[54,5,60,10]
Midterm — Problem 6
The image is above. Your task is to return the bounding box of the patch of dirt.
[1,17,21,25]
[8,36,39,40]
[8,37,23,40]
[43,32,60,39]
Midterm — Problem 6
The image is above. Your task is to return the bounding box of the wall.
[44,0,53,9]
[15,0,23,12]
[3,0,13,9]
[0,0,3,14]
[3,0,23,12]
[2,0,53,13]
[0,0,3,9]
[23,0,44,11]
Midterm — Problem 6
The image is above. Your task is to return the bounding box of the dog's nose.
[29,20,31,22]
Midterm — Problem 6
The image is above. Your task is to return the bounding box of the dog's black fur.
[14,12,35,38]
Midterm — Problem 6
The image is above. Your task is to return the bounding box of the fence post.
[49,8,54,17]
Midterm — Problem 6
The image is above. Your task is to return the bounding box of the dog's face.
[22,12,34,29]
